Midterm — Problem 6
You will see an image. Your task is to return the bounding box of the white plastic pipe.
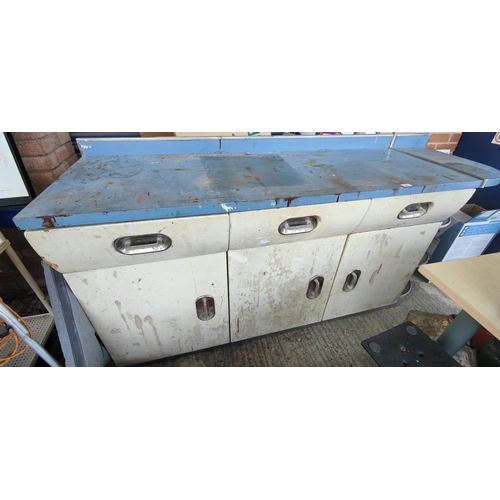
[0,302,60,367]
[0,231,53,314]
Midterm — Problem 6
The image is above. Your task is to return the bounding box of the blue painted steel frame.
[13,134,500,231]
[76,134,430,157]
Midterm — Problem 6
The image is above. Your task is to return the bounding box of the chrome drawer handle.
[279,216,318,235]
[398,203,430,220]
[196,296,216,321]
[307,276,324,299]
[343,270,361,292]
[114,234,172,255]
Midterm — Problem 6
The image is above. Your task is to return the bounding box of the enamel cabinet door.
[29,213,234,367]
[228,236,347,342]
[64,253,229,366]
[323,222,442,320]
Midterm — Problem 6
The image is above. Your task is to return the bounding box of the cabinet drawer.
[25,214,229,274]
[229,200,371,250]
[354,189,475,233]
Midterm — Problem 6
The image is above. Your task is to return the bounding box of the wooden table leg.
[436,310,481,356]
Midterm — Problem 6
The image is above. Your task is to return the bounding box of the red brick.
[16,139,45,156]
[55,144,71,163]
[16,133,61,157]
[426,143,439,149]
[22,152,60,171]
[66,142,77,157]
[432,143,457,150]
[450,133,462,143]
[37,133,62,154]
[428,133,452,144]
[27,160,71,187]
[11,132,49,140]
[57,132,71,144]
[33,185,48,196]
[67,153,78,167]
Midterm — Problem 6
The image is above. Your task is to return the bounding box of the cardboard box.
[427,204,500,263]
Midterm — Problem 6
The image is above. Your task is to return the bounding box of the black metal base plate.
[361,321,461,367]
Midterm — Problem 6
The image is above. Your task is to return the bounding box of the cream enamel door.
[64,252,230,366]
[228,236,347,342]
[323,222,442,320]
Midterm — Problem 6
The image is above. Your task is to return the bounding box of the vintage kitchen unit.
[14,134,500,366]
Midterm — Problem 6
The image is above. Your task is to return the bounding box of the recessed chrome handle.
[196,296,216,321]
[343,270,361,292]
[398,203,430,220]
[114,234,172,255]
[279,216,318,235]
[307,276,324,299]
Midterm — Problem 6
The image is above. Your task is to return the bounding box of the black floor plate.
[361,321,461,367]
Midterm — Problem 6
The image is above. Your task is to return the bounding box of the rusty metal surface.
[14,139,497,230]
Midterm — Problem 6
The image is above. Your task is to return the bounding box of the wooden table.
[418,253,500,356]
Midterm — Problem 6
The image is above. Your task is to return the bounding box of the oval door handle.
[196,296,216,321]
[307,276,324,299]
[343,270,361,292]
[114,234,172,255]
[279,216,318,235]
[398,203,430,220]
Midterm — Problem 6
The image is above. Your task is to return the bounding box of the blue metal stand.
[436,310,481,356]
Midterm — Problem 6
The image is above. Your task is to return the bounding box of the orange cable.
[0,297,33,367]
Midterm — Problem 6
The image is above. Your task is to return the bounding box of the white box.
[427,204,500,263]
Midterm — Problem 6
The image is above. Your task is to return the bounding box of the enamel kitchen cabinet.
[14,135,500,366]
[323,188,477,320]
[25,215,230,366]
[228,199,371,341]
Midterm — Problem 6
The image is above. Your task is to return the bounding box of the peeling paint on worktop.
[13,142,500,231]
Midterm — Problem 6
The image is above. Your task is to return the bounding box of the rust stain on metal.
[369,263,383,284]
[328,177,357,192]
[137,192,150,203]
[41,256,58,270]
[236,318,240,334]
[41,216,56,228]
[285,197,297,207]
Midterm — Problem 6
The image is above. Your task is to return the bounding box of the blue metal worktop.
[14,134,500,230]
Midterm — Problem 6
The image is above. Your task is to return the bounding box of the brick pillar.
[426,133,462,154]
[11,132,78,195]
